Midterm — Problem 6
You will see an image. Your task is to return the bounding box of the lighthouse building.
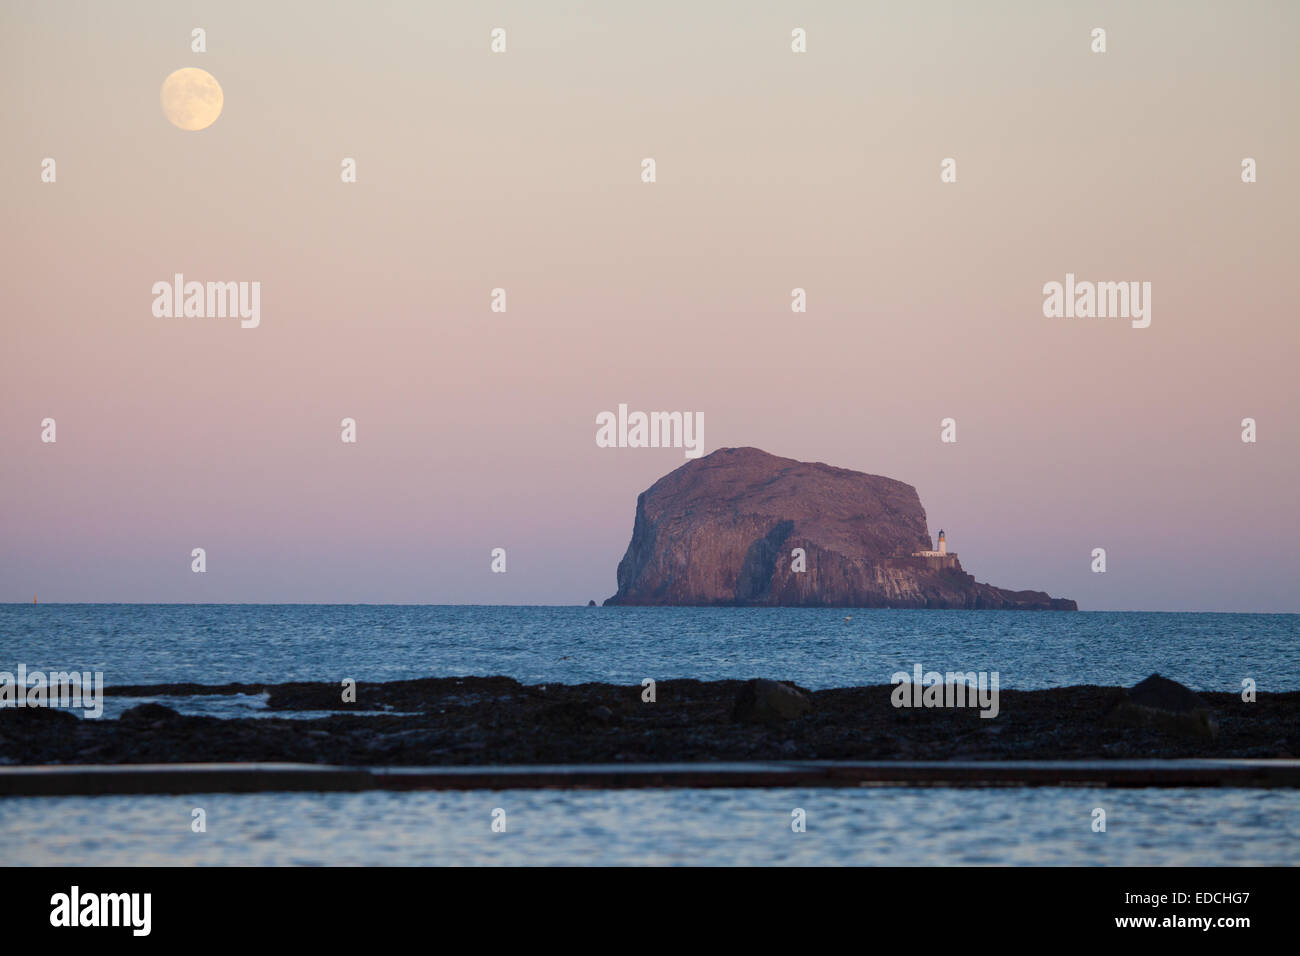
[912,529,956,561]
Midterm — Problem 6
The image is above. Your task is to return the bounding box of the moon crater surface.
[161,67,223,131]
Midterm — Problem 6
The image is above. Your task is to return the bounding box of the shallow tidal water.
[4,787,1298,866]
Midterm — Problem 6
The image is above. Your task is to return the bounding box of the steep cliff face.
[604,447,1076,610]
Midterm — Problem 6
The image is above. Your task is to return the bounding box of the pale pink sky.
[1,1,1296,609]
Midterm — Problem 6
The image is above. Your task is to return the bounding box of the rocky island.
[604,447,1076,609]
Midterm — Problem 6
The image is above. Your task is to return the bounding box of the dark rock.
[119,703,181,725]
[733,678,813,724]
[266,675,523,712]
[6,674,1294,768]
[540,700,595,729]
[587,600,597,606]
[1108,674,1218,738]
[1128,674,1209,711]
[603,447,1076,609]
[0,706,78,727]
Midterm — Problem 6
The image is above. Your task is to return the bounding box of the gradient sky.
[1,1,1296,610]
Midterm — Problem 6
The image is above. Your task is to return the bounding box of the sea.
[2,605,1298,866]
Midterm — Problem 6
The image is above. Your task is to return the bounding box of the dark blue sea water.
[3,605,1296,692]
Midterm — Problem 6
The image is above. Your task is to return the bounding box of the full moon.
[160,68,223,131]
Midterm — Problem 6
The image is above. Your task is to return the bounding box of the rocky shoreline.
[2,675,1296,767]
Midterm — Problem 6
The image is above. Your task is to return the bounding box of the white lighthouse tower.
[911,529,955,561]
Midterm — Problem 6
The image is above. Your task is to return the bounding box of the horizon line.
[3,602,1297,615]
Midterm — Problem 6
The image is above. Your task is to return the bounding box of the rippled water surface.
[4,605,1296,694]
[4,787,1297,866]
